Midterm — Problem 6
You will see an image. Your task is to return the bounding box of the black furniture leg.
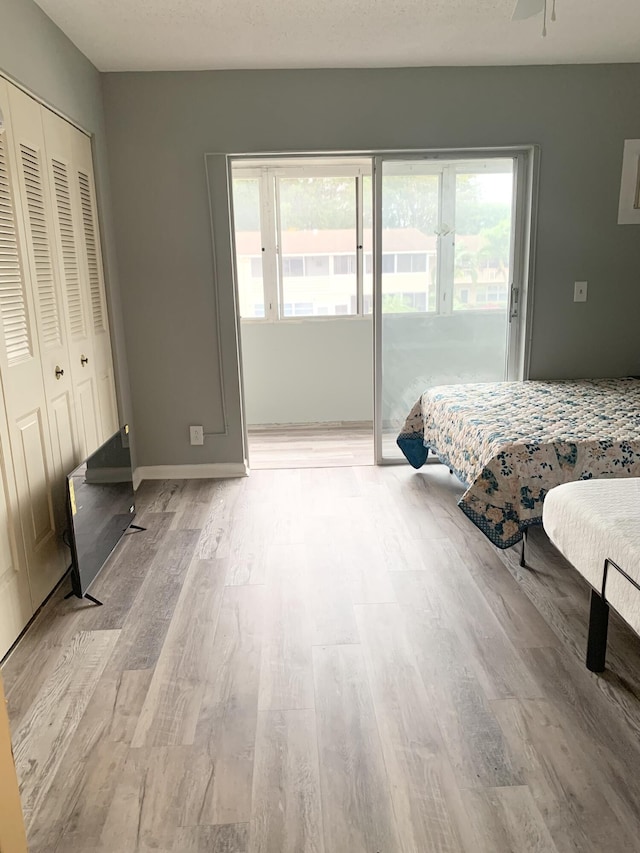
[64,589,103,606]
[586,588,609,673]
[519,528,528,568]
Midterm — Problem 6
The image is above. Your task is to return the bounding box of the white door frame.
[213,146,538,471]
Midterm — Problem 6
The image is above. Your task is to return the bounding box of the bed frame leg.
[586,589,609,673]
[519,528,528,568]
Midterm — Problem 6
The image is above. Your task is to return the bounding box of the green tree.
[478,219,511,274]
[233,172,511,238]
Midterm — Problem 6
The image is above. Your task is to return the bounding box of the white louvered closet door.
[71,129,118,440]
[0,81,66,610]
[42,110,102,461]
[7,85,79,558]
[0,85,33,655]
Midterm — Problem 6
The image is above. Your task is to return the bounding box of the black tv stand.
[63,588,103,607]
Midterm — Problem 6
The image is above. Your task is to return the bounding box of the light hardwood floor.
[248,424,374,469]
[4,464,640,852]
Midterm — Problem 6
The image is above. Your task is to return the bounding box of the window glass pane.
[380,160,516,460]
[362,175,373,314]
[279,176,357,316]
[232,177,265,318]
[454,167,513,312]
[381,172,439,317]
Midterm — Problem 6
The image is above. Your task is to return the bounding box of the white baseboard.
[134,462,248,488]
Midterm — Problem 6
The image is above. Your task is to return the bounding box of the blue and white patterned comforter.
[397,378,640,549]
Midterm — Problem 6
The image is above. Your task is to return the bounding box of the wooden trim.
[134,462,248,485]
[0,673,28,853]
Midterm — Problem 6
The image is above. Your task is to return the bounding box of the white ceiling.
[33,0,640,72]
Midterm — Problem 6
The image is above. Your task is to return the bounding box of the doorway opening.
[231,157,375,469]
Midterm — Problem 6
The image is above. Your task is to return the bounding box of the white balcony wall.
[241,316,373,426]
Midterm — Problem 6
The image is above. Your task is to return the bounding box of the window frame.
[232,156,519,325]
[232,160,372,323]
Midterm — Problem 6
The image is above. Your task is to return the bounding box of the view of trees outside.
[232,165,513,318]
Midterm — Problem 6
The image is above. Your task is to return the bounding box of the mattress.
[397,377,640,549]
[543,478,640,636]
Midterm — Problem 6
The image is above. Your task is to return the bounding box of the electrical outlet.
[574,281,588,302]
[190,425,204,445]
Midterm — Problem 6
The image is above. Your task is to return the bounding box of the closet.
[0,77,118,657]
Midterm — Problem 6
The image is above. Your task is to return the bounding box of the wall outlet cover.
[190,425,204,445]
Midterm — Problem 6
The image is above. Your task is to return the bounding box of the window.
[231,177,266,319]
[282,257,304,277]
[487,284,508,305]
[334,254,356,275]
[305,255,330,276]
[382,254,395,274]
[232,160,371,320]
[397,253,427,273]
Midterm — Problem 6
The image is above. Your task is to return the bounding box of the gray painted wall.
[0,0,132,450]
[102,65,640,467]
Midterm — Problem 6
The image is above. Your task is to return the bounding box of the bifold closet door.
[71,129,118,440]
[0,100,32,654]
[8,86,80,542]
[0,373,30,659]
[42,109,102,460]
[0,81,65,612]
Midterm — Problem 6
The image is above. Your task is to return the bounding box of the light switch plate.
[574,281,588,302]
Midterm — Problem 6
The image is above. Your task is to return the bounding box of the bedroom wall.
[0,0,132,445]
[102,65,640,467]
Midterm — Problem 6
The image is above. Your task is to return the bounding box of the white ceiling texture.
[34,0,640,72]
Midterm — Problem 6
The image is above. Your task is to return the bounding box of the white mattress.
[543,478,640,635]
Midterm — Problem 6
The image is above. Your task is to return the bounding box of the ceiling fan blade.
[512,0,545,20]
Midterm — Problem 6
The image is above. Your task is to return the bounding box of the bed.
[543,478,640,671]
[397,377,640,549]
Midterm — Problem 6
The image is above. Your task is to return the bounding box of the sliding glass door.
[374,154,531,461]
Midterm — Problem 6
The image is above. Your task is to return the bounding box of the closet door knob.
[80,355,89,366]
[55,366,64,379]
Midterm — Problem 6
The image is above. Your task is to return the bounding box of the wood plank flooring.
[4,464,640,852]
[248,423,374,469]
